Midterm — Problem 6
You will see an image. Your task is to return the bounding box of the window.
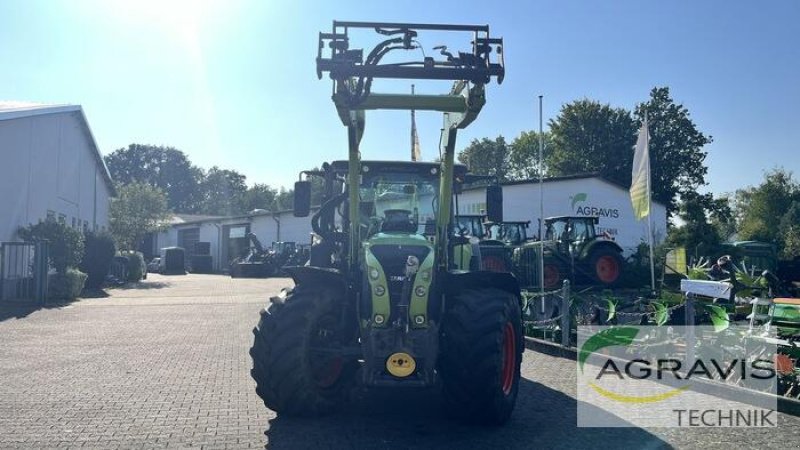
[46,210,55,222]
[72,217,77,228]
[58,214,66,224]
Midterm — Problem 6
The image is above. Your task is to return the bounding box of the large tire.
[249,286,352,416]
[588,248,623,286]
[543,260,564,289]
[440,288,524,425]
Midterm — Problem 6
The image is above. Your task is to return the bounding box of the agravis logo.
[578,327,689,403]
[570,192,588,210]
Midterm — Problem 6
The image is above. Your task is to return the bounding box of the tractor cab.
[455,214,487,239]
[544,216,604,257]
[486,221,531,246]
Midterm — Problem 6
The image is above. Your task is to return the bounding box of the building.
[155,174,667,272]
[457,174,668,253]
[0,102,115,242]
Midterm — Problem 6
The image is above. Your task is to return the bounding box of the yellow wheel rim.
[386,352,416,377]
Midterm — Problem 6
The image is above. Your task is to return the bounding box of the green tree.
[735,168,799,245]
[104,144,204,213]
[546,99,637,186]
[201,167,248,215]
[634,87,713,213]
[733,168,800,259]
[274,187,294,211]
[667,191,732,258]
[110,182,171,250]
[457,136,511,181]
[241,183,278,213]
[779,202,800,259]
[508,131,552,180]
[18,220,85,274]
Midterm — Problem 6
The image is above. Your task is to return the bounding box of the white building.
[155,174,667,272]
[0,102,115,241]
[458,174,668,253]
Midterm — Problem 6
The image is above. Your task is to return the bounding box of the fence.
[523,280,687,348]
[0,241,49,303]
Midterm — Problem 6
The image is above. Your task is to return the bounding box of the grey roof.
[464,172,667,207]
[0,101,116,195]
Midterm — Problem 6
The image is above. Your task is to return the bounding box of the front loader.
[249,22,522,425]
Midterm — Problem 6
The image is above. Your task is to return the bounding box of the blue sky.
[1,0,798,197]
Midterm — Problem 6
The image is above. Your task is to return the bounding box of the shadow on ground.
[0,279,173,322]
[111,280,172,291]
[263,378,672,449]
[0,299,78,323]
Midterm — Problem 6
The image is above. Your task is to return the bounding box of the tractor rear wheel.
[588,248,623,286]
[249,286,352,416]
[440,288,523,425]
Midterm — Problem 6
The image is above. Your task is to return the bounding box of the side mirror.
[293,181,311,217]
[486,184,503,223]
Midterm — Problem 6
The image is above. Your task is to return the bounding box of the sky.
[1,0,798,197]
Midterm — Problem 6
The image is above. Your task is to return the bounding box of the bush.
[18,220,84,274]
[48,268,88,300]
[79,231,116,289]
[121,251,146,282]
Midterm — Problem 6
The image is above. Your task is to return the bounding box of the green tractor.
[249,22,522,425]
[513,216,624,289]
[452,216,531,273]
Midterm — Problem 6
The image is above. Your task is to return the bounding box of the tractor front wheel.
[440,288,523,425]
[249,286,353,416]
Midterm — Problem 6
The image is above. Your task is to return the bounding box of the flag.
[630,118,650,220]
[411,108,421,161]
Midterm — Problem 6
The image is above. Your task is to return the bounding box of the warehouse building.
[0,102,115,242]
[154,173,666,272]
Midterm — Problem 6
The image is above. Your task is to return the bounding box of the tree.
[241,183,278,213]
[18,220,85,274]
[201,167,248,215]
[508,131,552,180]
[779,202,800,259]
[634,87,713,213]
[546,99,637,186]
[666,191,732,258]
[735,168,800,258]
[273,187,294,211]
[104,144,204,213]
[457,136,511,181]
[109,182,171,250]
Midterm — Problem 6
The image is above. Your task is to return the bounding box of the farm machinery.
[513,216,624,289]
[230,233,303,278]
[249,21,523,424]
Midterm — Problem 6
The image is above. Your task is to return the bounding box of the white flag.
[630,119,650,220]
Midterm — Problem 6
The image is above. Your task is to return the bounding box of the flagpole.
[538,95,545,298]
[411,84,416,161]
[645,111,656,294]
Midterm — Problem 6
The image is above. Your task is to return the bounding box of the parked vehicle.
[249,22,521,425]
[514,216,624,288]
[147,257,161,274]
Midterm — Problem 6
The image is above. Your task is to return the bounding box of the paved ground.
[1,273,798,449]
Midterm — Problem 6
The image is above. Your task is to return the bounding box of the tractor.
[249,22,522,425]
[513,216,624,289]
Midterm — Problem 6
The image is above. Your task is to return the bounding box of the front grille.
[370,245,430,304]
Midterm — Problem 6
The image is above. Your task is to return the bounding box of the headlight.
[415,286,426,297]
[369,267,380,280]
[374,285,386,296]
